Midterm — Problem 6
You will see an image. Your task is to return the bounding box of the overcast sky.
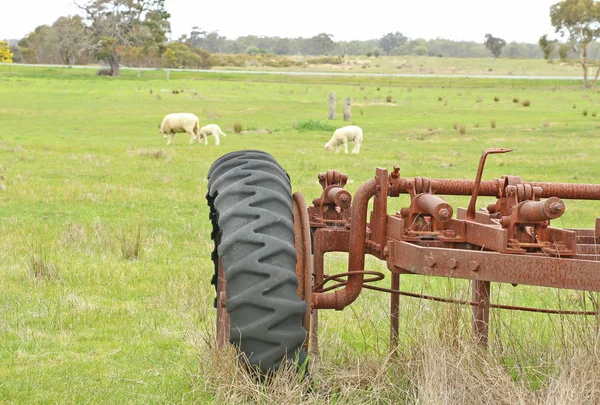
[0,0,562,43]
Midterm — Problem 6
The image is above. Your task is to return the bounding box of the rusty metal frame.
[299,149,600,352]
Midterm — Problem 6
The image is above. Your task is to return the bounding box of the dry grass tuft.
[119,222,143,261]
[26,238,59,280]
[134,149,165,159]
[458,124,466,135]
[522,99,531,107]
[494,96,500,102]
[491,119,497,129]
[60,221,88,249]
[513,97,520,103]
[583,109,588,117]
[386,95,393,103]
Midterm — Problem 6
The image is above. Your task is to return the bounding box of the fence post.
[344,97,352,121]
[328,92,336,120]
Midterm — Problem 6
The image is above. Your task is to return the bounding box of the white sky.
[0,0,562,43]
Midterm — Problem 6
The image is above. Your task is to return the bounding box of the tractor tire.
[206,150,307,372]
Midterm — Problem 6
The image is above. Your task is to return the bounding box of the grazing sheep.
[159,113,200,145]
[324,125,363,154]
[198,124,227,146]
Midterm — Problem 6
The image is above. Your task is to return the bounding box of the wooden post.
[344,97,352,122]
[166,70,170,80]
[137,68,141,78]
[328,92,336,120]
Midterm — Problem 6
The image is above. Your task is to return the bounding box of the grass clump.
[513,97,519,103]
[522,99,531,107]
[386,95,393,103]
[491,119,496,128]
[233,121,242,133]
[583,109,588,117]
[135,148,165,159]
[494,96,500,102]
[458,124,466,135]
[27,237,59,280]
[119,222,143,261]
[295,120,337,132]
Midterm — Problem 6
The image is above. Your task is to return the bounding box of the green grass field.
[1,63,600,403]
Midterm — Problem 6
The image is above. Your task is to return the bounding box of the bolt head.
[468,261,480,272]
[448,258,457,269]
[425,256,436,267]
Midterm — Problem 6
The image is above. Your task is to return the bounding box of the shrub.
[522,100,531,107]
[306,56,343,65]
[233,122,242,134]
[295,120,337,132]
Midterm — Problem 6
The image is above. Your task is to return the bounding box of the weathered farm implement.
[206,149,600,372]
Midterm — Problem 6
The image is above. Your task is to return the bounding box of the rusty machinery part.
[206,150,307,372]
[315,273,597,316]
[313,270,385,293]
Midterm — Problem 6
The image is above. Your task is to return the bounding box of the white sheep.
[159,113,200,145]
[198,124,227,146]
[324,125,363,154]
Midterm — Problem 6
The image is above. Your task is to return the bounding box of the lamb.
[324,125,363,154]
[159,113,200,145]
[198,124,227,146]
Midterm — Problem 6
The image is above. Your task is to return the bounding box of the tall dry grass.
[191,294,600,404]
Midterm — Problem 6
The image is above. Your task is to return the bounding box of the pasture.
[1,64,600,403]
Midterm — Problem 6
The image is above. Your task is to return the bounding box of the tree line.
[1,0,600,86]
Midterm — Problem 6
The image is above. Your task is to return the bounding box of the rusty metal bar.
[394,177,600,200]
[472,280,490,346]
[390,272,400,352]
[293,192,312,352]
[312,179,377,310]
[390,241,600,292]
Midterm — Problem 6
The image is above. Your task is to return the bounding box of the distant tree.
[308,33,334,55]
[77,0,171,76]
[245,45,261,55]
[19,25,61,64]
[0,41,13,63]
[550,0,600,87]
[484,34,506,58]
[538,34,557,60]
[9,45,21,62]
[379,32,407,55]
[558,43,570,61]
[414,45,429,56]
[52,15,88,65]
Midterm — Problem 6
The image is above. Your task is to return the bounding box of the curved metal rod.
[314,270,385,293]
[312,179,377,310]
[467,148,512,221]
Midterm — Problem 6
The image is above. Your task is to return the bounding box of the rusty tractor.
[206,148,600,372]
